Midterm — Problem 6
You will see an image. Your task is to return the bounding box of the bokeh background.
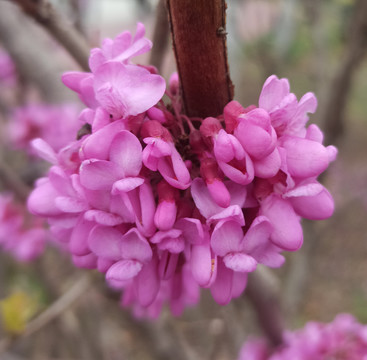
[0,0,366,359]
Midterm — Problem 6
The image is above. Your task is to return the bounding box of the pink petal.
[30,138,57,164]
[207,179,231,208]
[80,120,126,160]
[235,111,276,159]
[210,258,233,305]
[290,187,334,220]
[27,181,62,217]
[135,256,160,307]
[231,271,248,298]
[150,229,182,244]
[281,137,330,178]
[112,177,145,194]
[191,178,223,219]
[223,252,257,273]
[72,253,97,269]
[106,259,143,281]
[259,75,290,111]
[211,220,243,256]
[306,123,324,143]
[94,62,166,117]
[175,218,205,244]
[135,182,156,237]
[79,159,118,190]
[158,236,185,254]
[253,147,281,178]
[55,196,88,213]
[241,215,273,253]
[88,225,121,260]
[190,243,217,287]
[110,131,142,177]
[154,200,177,231]
[84,209,123,226]
[69,217,94,256]
[158,149,191,190]
[208,205,245,226]
[260,195,303,251]
[120,228,152,263]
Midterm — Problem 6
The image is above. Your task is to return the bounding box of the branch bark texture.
[166,0,234,118]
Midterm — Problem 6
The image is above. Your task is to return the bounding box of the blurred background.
[0,0,366,359]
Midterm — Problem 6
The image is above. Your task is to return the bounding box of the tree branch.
[166,0,234,118]
[11,0,90,71]
[246,267,285,347]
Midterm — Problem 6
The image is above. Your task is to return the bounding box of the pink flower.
[238,314,367,360]
[0,193,46,261]
[26,24,337,316]
[7,104,81,154]
[89,23,152,71]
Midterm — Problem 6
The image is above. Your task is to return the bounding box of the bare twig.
[11,0,90,71]
[0,2,75,102]
[166,0,234,118]
[149,0,170,72]
[0,273,92,354]
[246,267,284,347]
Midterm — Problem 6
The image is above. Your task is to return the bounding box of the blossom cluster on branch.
[27,23,336,317]
[238,314,367,359]
[0,194,46,261]
[7,103,81,155]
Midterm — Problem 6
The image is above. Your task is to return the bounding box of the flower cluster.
[27,23,336,317]
[0,193,46,261]
[7,103,81,155]
[238,314,367,360]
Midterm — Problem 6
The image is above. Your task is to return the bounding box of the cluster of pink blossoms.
[27,23,336,317]
[238,314,367,360]
[0,194,46,261]
[7,103,81,155]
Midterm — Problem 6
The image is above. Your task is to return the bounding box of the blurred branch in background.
[323,0,367,146]
[10,0,90,71]
[149,0,169,72]
[246,267,284,347]
[0,2,75,103]
[284,0,367,322]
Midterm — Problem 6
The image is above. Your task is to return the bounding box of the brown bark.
[166,0,234,118]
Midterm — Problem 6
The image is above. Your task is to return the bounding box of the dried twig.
[11,0,90,71]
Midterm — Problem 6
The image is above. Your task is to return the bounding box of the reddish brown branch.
[166,0,234,118]
[11,0,90,71]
